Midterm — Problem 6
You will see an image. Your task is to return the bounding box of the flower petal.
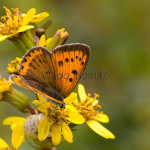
[62,122,73,143]
[32,100,51,114]
[64,92,78,104]
[65,105,85,124]
[90,98,99,106]
[0,35,11,42]
[38,116,51,141]
[37,94,47,102]
[0,138,9,148]
[78,84,87,102]
[45,38,52,45]
[3,117,26,125]
[51,125,61,146]
[86,120,115,139]
[31,12,49,22]
[3,117,26,131]
[0,79,12,93]
[39,34,46,46]
[12,123,25,149]
[96,113,109,123]
[22,8,36,25]
[17,25,34,33]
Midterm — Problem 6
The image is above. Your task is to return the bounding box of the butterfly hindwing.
[10,75,33,91]
[10,75,64,104]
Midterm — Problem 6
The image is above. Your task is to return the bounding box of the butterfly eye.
[65,58,69,62]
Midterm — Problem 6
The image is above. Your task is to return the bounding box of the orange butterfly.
[10,43,90,107]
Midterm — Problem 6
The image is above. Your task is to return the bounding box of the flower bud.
[46,28,68,51]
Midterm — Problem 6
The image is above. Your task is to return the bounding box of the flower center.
[0,7,23,36]
[76,93,101,121]
[47,106,68,126]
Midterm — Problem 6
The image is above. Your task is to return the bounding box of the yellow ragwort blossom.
[0,138,13,150]
[7,57,22,74]
[76,84,115,139]
[3,117,26,149]
[32,93,85,146]
[0,7,49,41]
[39,34,52,47]
[0,77,12,100]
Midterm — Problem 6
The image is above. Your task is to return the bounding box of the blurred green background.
[1,0,150,149]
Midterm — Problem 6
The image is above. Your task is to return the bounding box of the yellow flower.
[39,34,52,47]
[0,77,12,100]
[3,117,26,149]
[7,57,22,74]
[0,138,13,150]
[32,93,85,146]
[76,84,115,139]
[0,7,49,41]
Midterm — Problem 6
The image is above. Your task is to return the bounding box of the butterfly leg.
[36,101,47,108]
[49,105,58,119]
[61,108,65,132]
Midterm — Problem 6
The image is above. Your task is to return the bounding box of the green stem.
[25,30,35,41]
[27,104,36,115]
[2,87,33,113]
[3,92,27,112]
[12,38,27,54]
[11,87,29,105]
[11,30,35,54]
[21,32,35,49]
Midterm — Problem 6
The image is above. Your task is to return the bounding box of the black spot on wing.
[58,61,63,67]
[71,58,74,62]
[72,70,78,75]
[69,78,73,82]
[65,58,69,63]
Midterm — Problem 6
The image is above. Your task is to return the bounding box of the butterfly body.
[10,43,90,105]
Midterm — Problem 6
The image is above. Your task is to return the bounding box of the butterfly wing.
[52,43,90,98]
[10,75,33,91]
[10,44,90,104]
[13,46,63,101]
[10,74,64,104]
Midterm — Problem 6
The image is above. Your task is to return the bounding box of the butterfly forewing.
[52,44,90,97]
[18,46,63,101]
